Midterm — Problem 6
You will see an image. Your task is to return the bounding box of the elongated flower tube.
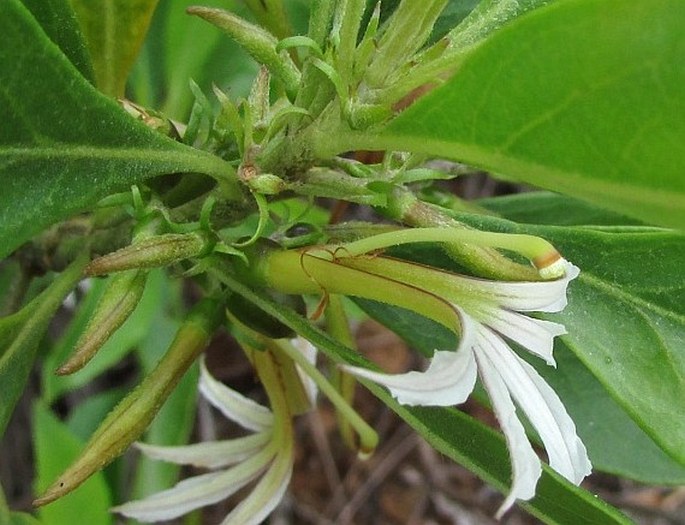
[113,340,317,524]
[336,256,592,517]
[246,229,591,517]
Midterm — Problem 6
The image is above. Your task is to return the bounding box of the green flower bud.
[33,298,224,507]
[86,232,212,276]
[57,270,148,375]
[187,6,300,101]
[248,173,286,195]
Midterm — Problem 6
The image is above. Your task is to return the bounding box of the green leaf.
[532,344,685,484]
[212,268,630,524]
[0,255,88,437]
[130,0,258,119]
[20,0,94,81]
[479,192,646,227]
[33,401,112,525]
[434,206,685,468]
[370,0,685,229]
[550,229,685,464]
[69,0,159,97]
[389,404,631,525]
[0,0,235,261]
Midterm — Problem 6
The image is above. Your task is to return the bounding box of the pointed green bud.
[86,232,212,276]
[213,85,244,149]
[308,0,335,48]
[33,298,224,507]
[57,270,148,375]
[187,6,300,101]
[366,0,447,88]
[331,0,366,80]
[249,67,272,140]
[352,1,381,83]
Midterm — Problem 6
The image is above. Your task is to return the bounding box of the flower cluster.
[113,353,303,524]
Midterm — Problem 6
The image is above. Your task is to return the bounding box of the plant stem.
[274,336,378,456]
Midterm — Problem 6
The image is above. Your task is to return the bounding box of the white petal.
[342,348,477,406]
[478,329,592,485]
[291,337,318,406]
[112,448,273,522]
[135,432,271,469]
[342,308,479,406]
[199,358,273,431]
[220,446,293,525]
[474,337,541,519]
[450,262,578,313]
[472,305,566,366]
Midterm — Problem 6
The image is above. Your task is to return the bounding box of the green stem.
[326,295,360,451]
[322,227,559,274]
[274,336,378,456]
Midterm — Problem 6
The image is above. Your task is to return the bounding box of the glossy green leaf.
[547,228,685,464]
[369,0,685,229]
[430,207,685,467]
[69,0,158,97]
[33,401,112,525]
[479,192,646,227]
[20,0,93,81]
[0,0,235,261]
[533,344,685,484]
[213,268,630,524]
[0,255,88,437]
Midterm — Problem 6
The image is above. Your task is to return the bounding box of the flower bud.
[33,298,224,507]
[86,232,211,276]
[187,6,300,101]
[248,173,286,195]
[57,270,148,375]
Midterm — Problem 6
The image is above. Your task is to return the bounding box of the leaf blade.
[0,0,236,260]
[69,0,159,97]
[375,0,685,228]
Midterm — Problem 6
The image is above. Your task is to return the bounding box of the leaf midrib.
[0,145,228,177]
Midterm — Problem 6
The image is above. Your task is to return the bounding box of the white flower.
[342,260,592,517]
[112,351,310,525]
